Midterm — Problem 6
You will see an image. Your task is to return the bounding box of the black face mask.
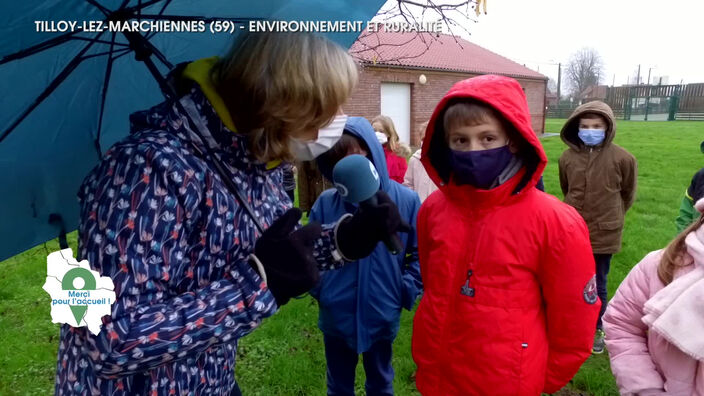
[450,145,514,189]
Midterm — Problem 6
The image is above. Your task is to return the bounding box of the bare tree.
[565,48,604,98]
[350,0,484,63]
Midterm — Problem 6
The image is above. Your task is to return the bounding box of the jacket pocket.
[604,168,623,191]
[598,220,623,230]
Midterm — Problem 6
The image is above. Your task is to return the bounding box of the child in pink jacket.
[403,122,438,202]
[603,199,704,395]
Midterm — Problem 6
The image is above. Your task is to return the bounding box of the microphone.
[332,155,404,255]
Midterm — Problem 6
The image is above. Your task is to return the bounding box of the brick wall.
[346,64,547,147]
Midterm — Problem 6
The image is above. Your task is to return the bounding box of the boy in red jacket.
[412,75,600,396]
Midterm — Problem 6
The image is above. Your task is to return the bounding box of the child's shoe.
[592,329,606,354]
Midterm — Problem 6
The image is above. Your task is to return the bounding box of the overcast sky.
[385,0,704,87]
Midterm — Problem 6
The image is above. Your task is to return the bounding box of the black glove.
[335,190,412,260]
[252,208,322,307]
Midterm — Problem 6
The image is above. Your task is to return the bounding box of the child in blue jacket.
[310,117,423,396]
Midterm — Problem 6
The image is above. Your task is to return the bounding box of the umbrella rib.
[149,45,172,70]
[145,0,173,41]
[139,15,259,23]
[111,48,133,62]
[154,0,172,16]
[0,0,167,66]
[0,31,79,66]
[85,0,110,16]
[128,31,172,69]
[0,32,107,145]
[119,0,173,68]
[94,32,119,158]
[82,47,131,60]
[127,0,165,13]
[71,37,130,47]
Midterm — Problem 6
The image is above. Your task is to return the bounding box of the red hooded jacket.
[384,145,408,184]
[412,75,600,395]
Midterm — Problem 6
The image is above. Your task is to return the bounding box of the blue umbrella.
[0,0,384,261]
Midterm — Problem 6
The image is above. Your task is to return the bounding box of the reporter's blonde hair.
[372,115,401,154]
[417,121,429,146]
[212,32,358,162]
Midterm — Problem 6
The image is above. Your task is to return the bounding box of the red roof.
[350,29,547,80]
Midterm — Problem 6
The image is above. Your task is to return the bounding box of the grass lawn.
[1,119,702,395]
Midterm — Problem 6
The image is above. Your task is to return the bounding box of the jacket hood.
[560,101,616,150]
[421,74,547,197]
[317,116,390,192]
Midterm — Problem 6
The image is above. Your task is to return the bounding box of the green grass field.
[1,119,702,395]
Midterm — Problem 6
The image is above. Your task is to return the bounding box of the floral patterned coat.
[55,83,342,395]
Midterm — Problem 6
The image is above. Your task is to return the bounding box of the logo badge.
[369,161,379,181]
[334,182,349,197]
[583,275,598,304]
[43,249,116,335]
[61,267,97,325]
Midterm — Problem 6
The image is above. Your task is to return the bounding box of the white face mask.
[375,131,388,145]
[290,115,348,161]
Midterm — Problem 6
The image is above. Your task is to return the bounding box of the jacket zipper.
[584,146,601,215]
[460,218,487,299]
[460,269,475,297]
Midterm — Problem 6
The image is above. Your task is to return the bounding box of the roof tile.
[349,29,547,80]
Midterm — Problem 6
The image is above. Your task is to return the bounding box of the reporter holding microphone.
[54,32,409,396]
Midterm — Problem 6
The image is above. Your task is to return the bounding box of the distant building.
[346,30,549,146]
[546,91,559,107]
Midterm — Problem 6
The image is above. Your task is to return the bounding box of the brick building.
[346,31,548,147]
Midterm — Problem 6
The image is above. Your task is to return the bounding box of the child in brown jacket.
[558,101,638,354]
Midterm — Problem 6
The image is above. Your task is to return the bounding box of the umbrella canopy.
[0,0,384,261]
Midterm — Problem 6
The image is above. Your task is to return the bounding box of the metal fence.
[548,83,704,121]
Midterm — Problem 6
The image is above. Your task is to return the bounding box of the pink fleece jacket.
[603,242,704,395]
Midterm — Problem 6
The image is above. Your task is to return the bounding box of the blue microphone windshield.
[332,155,380,203]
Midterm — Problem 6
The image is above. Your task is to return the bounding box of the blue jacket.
[309,117,423,353]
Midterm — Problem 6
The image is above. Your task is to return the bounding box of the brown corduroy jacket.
[558,101,638,254]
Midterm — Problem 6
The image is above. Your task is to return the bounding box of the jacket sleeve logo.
[583,275,598,304]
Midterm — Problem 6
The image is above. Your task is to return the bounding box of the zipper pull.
[460,269,475,297]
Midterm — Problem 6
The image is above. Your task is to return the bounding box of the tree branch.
[350,0,479,64]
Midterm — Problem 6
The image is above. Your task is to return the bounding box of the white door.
[380,83,411,145]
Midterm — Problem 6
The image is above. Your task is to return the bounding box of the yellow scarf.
[182,57,236,132]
